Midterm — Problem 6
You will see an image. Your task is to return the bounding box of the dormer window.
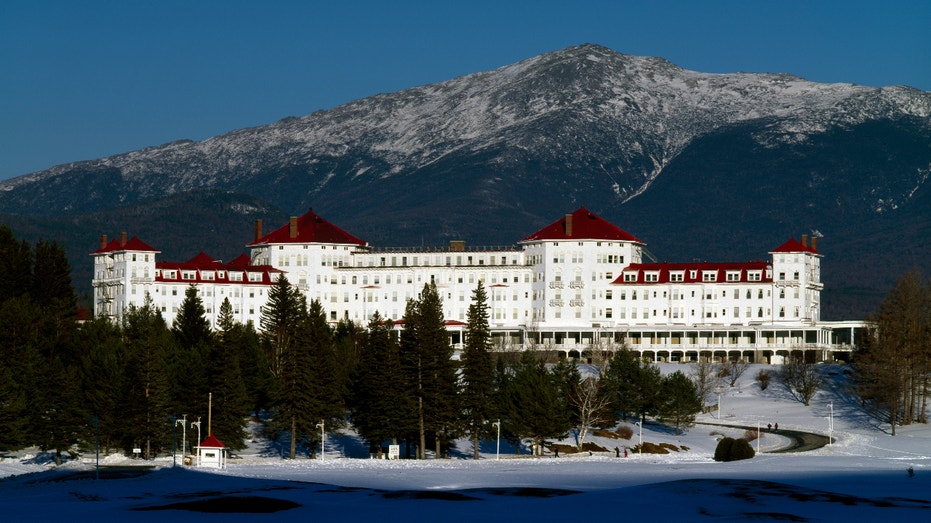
[670,272,683,282]
[726,272,740,282]
[702,272,716,282]
[645,272,659,282]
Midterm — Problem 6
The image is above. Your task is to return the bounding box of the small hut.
[196,434,227,469]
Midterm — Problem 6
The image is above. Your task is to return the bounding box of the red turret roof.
[249,208,367,246]
[92,236,159,254]
[520,207,643,243]
[771,238,820,255]
[199,434,225,448]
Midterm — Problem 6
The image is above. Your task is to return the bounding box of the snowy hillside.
[2,364,930,521]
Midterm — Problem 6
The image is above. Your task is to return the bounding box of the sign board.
[388,444,400,460]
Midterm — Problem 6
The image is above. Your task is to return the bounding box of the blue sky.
[2,0,929,181]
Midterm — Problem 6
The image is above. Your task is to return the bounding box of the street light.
[828,402,834,445]
[635,416,643,456]
[492,419,501,461]
[176,414,187,465]
[191,417,202,466]
[316,421,325,460]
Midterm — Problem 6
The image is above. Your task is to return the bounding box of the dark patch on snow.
[135,495,300,513]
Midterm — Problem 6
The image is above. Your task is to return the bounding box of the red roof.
[771,238,820,255]
[249,208,367,246]
[199,434,225,448]
[92,236,159,254]
[155,252,282,286]
[520,207,643,243]
[613,261,772,285]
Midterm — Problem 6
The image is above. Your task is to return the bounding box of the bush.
[713,437,735,462]
[756,369,772,391]
[713,437,756,462]
[730,438,756,460]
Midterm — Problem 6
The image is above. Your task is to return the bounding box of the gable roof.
[249,208,367,246]
[771,238,820,255]
[520,207,643,243]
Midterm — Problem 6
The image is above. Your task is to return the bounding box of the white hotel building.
[92,207,863,363]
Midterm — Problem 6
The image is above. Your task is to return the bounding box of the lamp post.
[828,402,833,445]
[176,414,187,465]
[316,421,325,460]
[635,416,643,456]
[492,419,501,461]
[191,418,202,466]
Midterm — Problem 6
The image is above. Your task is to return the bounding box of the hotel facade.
[92,207,864,363]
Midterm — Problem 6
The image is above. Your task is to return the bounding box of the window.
[606,308,613,319]
[624,273,637,282]
[702,272,716,282]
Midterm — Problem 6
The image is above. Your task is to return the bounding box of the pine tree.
[77,318,126,455]
[657,370,702,435]
[0,226,32,303]
[218,297,272,415]
[604,349,662,422]
[351,313,414,455]
[401,283,459,458]
[120,296,174,458]
[300,299,346,458]
[172,284,212,349]
[0,363,28,451]
[260,275,304,379]
[460,281,496,459]
[275,296,314,459]
[502,351,571,456]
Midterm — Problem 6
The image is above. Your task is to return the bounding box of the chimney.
[99,234,108,250]
[801,234,808,247]
[811,237,818,251]
[449,240,465,252]
[254,219,263,242]
[289,217,298,239]
[120,232,127,248]
[565,213,573,237]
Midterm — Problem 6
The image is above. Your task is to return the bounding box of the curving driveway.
[697,422,832,453]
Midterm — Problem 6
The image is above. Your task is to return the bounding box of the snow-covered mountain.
[2,44,930,317]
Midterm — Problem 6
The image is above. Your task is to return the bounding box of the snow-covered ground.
[2,364,930,521]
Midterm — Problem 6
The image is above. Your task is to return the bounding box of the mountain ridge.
[2,43,929,318]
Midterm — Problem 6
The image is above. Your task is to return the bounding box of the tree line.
[0,226,705,460]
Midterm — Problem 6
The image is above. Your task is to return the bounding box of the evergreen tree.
[0,225,32,302]
[460,281,496,459]
[299,299,346,458]
[502,351,571,456]
[260,275,304,379]
[120,296,174,458]
[275,296,314,459]
[351,313,415,455]
[218,298,272,415]
[172,284,212,349]
[401,283,459,458]
[657,370,702,435]
[32,239,77,340]
[0,296,41,451]
[0,363,28,451]
[77,318,126,455]
[604,349,662,422]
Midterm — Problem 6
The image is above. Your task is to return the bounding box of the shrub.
[615,426,634,440]
[744,428,762,442]
[713,437,735,462]
[756,369,772,391]
[713,436,755,462]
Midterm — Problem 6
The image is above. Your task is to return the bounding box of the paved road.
[697,422,832,453]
